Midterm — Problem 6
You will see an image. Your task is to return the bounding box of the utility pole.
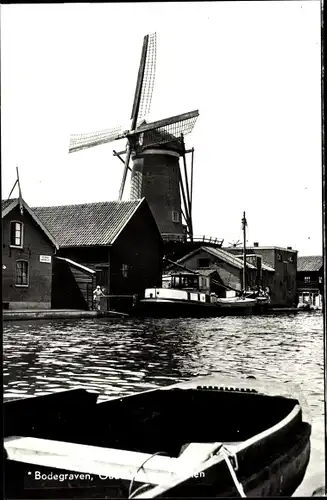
[242,212,247,291]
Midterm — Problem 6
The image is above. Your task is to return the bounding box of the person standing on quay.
[93,285,105,311]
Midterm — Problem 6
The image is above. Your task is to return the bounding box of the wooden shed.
[33,198,163,312]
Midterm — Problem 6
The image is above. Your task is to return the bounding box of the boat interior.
[4,386,301,454]
[4,386,309,498]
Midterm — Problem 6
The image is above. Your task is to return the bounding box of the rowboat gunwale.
[131,403,305,498]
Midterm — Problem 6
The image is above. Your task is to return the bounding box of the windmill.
[68,33,199,241]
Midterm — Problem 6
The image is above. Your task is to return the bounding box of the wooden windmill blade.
[133,110,199,147]
[118,33,157,200]
[131,33,157,125]
[69,126,125,154]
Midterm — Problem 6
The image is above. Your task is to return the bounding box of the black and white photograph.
[1,1,324,497]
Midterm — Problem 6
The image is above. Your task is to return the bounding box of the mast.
[242,212,247,291]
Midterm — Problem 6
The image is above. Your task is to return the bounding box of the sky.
[1,1,322,256]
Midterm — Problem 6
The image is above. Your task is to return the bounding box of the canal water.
[3,312,325,495]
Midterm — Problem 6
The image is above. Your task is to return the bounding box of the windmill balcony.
[161,234,224,245]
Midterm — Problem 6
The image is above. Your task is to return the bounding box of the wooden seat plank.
[4,436,180,486]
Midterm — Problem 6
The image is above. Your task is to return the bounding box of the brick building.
[2,198,58,310]
[225,245,298,307]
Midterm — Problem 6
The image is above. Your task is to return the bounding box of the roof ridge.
[32,198,149,247]
[32,199,142,210]
[298,255,322,258]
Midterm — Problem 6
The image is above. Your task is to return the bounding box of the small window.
[318,276,322,284]
[198,258,210,268]
[289,256,294,263]
[304,276,311,283]
[277,253,282,261]
[10,221,23,247]
[121,264,128,278]
[16,260,29,286]
[172,211,180,223]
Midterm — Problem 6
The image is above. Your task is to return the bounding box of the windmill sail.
[135,33,157,122]
[69,126,123,154]
[133,110,199,147]
[119,33,157,200]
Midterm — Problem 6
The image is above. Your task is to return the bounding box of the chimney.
[287,246,292,250]
[253,242,259,247]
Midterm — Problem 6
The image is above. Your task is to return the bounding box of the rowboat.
[4,375,311,498]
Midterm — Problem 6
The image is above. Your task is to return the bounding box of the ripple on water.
[3,315,323,417]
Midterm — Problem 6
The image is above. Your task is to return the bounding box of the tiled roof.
[202,246,257,270]
[33,199,144,247]
[177,245,257,270]
[297,256,323,272]
[2,199,15,212]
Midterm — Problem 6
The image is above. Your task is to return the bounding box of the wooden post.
[178,163,191,235]
[107,252,111,311]
[190,148,194,205]
[182,153,193,240]
[242,212,247,291]
[113,150,131,171]
[180,134,193,240]
[118,144,132,201]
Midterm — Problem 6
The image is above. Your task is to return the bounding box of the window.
[289,256,294,263]
[172,211,180,223]
[277,253,282,261]
[122,264,128,278]
[304,276,311,283]
[10,221,23,247]
[198,258,210,268]
[16,260,29,286]
[318,277,322,284]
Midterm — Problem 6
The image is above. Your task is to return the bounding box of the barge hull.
[134,299,255,318]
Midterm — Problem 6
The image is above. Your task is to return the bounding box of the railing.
[161,234,224,246]
[192,236,224,246]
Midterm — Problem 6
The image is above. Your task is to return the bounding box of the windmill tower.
[69,33,198,241]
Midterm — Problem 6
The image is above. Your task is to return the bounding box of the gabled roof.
[2,198,59,249]
[297,256,323,272]
[177,245,257,270]
[32,199,146,248]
